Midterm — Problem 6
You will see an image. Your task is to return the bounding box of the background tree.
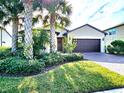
[0,0,24,54]
[39,0,72,53]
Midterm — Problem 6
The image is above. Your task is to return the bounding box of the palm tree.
[0,0,23,53]
[0,0,24,54]
[22,0,33,59]
[39,0,72,53]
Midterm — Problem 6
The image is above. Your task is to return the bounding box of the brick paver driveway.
[84,52,124,75]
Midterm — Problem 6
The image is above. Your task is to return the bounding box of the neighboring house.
[57,24,105,53]
[0,30,12,47]
[104,24,124,46]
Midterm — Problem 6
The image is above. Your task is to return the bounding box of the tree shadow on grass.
[17,62,124,93]
[18,77,38,93]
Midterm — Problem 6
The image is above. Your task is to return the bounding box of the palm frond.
[59,1,72,15]
[33,14,42,26]
[0,10,6,21]
[43,24,50,29]
[57,16,71,27]
[38,14,42,19]
[33,17,39,26]
[39,0,72,29]
[0,0,24,21]
[39,0,63,12]
[43,15,50,26]
[3,18,12,26]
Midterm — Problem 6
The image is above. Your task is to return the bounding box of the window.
[108,28,117,35]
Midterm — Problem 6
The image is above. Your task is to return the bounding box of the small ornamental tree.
[64,36,77,53]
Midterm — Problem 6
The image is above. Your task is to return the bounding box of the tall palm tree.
[22,0,33,59]
[38,0,72,53]
[0,0,24,54]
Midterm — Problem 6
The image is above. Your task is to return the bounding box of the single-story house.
[2,23,124,53]
[104,23,124,46]
[57,24,105,53]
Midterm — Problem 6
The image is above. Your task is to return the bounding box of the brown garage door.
[74,39,100,52]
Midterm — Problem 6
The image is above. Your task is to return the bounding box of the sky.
[66,0,124,30]
[6,0,124,34]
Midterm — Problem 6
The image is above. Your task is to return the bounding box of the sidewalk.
[94,88,124,93]
[95,62,124,76]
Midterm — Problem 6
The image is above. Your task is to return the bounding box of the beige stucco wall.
[105,25,124,46]
[68,25,104,39]
[68,25,105,52]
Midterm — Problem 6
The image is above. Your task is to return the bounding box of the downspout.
[0,29,2,46]
[104,32,107,53]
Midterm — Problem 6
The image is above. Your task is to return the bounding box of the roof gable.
[68,24,104,34]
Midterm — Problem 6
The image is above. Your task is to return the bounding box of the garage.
[67,24,105,53]
[74,39,101,52]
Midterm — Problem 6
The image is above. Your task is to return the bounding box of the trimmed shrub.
[0,57,45,75]
[107,40,124,55]
[62,53,83,62]
[0,47,11,59]
[0,52,83,75]
[42,53,64,67]
[107,45,115,54]
[41,53,83,67]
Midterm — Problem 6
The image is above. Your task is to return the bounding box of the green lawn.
[0,61,124,93]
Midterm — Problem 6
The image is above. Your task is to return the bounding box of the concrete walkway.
[84,52,124,75]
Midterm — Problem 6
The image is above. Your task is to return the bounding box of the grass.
[0,61,124,93]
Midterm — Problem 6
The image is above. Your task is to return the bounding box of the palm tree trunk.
[23,0,33,59]
[50,13,56,53]
[11,18,18,54]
